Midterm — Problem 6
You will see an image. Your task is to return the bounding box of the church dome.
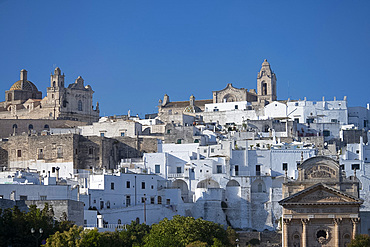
[10,80,39,91]
[9,69,39,92]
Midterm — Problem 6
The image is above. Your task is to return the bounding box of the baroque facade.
[279,156,362,247]
[0,68,99,123]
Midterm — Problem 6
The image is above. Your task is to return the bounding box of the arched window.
[258,183,263,192]
[262,82,267,95]
[118,219,121,224]
[12,124,17,129]
[28,124,33,130]
[52,81,56,87]
[44,124,49,129]
[78,100,82,111]
[107,201,110,209]
[157,196,162,204]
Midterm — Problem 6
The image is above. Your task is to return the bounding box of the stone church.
[279,156,363,247]
[0,68,99,123]
[157,59,277,125]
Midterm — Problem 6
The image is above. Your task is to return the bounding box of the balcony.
[168,173,185,178]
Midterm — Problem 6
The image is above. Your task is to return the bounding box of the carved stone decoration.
[315,227,331,245]
[279,156,363,247]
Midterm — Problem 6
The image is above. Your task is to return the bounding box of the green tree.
[119,221,150,246]
[0,204,73,247]
[348,234,370,247]
[144,215,235,247]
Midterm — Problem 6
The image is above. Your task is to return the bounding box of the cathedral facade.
[279,156,363,247]
[1,68,99,123]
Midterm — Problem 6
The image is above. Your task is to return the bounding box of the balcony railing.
[168,173,185,178]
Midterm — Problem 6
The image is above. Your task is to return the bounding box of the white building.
[79,172,183,227]
[143,141,317,231]
[79,117,142,138]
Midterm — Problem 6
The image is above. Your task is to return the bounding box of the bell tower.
[46,67,66,118]
[50,67,65,88]
[257,59,277,103]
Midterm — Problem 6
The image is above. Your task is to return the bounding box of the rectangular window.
[323,130,330,137]
[126,181,130,188]
[203,149,207,153]
[17,150,22,158]
[235,105,238,109]
[89,147,93,155]
[155,165,160,173]
[111,182,114,190]
[282,163,288,171]
[216,165,222,174]
[256,165,261,176]
[121,132,125,136]
[57,146,63,158]
[20,195,27,200]
[166,199,171,205]
[352,164,360,170]
[100,201,104,210]
[38,149,43,159]
[141,197,146,203]
[142,182,145,189]
[306,119,314,124]
[100,133,105,137]
[340,164,345,170]
[294,118,299,123]
[151,197,155,204]
[211,148,215,153]
[126,196,131,206]
[167,129,171,134]
[177,167,182,174]
[40,195,47,201]
[235,165,239,176]
[52,167,56,173]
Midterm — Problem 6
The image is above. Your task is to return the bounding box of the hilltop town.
[0,60,368,246]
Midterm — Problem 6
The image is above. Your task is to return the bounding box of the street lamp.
[31,228,43,247]
[236,238,239,247]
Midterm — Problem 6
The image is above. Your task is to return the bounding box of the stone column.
[334,218,342,247]
[301,219,309,247]
[283,219,291,247]
[351,218,360,239]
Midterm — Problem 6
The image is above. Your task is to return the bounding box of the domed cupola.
[6,69,42,104]
[9,69,39,92]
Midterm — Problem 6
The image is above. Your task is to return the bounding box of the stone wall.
[25,200,84,226]
[0,119,87,138]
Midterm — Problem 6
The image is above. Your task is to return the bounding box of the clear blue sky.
[0,1,369,117]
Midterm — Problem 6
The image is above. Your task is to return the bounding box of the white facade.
[348,105,370,130]
[143,141,317,230]
[204,101,252,112]
[0,183,78,201]
[79,117,142,138]
[264,99,348,125]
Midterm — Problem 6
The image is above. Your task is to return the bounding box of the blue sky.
[0,1,369,117]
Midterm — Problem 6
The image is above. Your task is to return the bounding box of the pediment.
[290,188,354,203]
[280,183,362,205]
